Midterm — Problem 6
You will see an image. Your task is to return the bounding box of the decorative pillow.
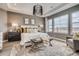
[20,27,24,33]
[73,32,79,40]
[24,28,27,33]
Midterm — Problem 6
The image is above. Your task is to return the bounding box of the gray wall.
[0,9,7,32]
[7,12,45,32]
[46,5,79,40]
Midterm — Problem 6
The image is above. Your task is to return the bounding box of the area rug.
[10,40,79,56]
[0,40,79,56]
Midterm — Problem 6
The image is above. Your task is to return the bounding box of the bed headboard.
[19,25,38,33]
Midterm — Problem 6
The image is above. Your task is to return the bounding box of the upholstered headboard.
[19,25,38,33]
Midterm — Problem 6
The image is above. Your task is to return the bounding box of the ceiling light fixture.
[33,4,43,16]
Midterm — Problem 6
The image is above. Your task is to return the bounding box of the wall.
[7,12,45,32]
[0,9,7,32]
[46,5,79,40]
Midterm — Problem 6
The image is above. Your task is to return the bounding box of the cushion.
[24,42,32,47]
[68,39,73,43]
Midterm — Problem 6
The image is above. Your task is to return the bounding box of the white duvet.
[20,32,49,45]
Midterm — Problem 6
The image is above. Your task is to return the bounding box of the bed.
[19,25,49,46]
[20,32,49,46]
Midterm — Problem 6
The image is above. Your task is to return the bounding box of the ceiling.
[0,3,78,17]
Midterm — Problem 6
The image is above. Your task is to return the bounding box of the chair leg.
[49,40,52,46]
[66,44,68,46]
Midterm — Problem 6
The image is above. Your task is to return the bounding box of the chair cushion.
[24,42,32,47]
[67,39,74,48]
[68,39,73,43]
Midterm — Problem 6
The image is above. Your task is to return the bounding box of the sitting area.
[66,32,79,52]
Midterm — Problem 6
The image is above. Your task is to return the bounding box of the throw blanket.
[20,33,49,45]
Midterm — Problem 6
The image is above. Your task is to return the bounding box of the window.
[54,14,68,33]
[31,19,35,24]
[72,11,79,34]
[48,19,52,32]
[25,18,29,24]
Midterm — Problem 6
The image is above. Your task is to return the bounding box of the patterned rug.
[0,40,79,56]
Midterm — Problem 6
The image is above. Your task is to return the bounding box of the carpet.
[0,40,79,56]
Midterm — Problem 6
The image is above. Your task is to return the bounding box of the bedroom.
[0,3,79,56]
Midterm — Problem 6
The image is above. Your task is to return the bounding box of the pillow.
[20,27,24,33]
[73,32,79,40]
[24,28,27,33]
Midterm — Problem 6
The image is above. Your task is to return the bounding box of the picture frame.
[31,19,35,24]
[25,18,29,24]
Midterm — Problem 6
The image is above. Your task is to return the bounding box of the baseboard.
[52,37,66,43]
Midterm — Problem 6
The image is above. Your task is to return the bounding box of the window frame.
[48,18,53,32]
[71,11,79,34]
[54,14,68,34]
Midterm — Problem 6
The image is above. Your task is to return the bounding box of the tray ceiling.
[0,3,78,17]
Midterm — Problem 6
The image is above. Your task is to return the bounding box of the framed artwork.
[31,19,35,24]
[25,18,29,24]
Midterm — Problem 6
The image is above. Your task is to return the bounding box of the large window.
[54,14,68,33]
[72,11,79,34]
[48,19,52,32]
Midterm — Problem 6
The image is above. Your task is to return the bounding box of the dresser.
[0,32,3,50]
[8,32,21,42]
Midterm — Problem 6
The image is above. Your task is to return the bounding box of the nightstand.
[8,32,21,42]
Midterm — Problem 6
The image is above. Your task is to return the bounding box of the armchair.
[66,33,79,52]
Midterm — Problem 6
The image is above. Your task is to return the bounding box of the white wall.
[0,9,7,32]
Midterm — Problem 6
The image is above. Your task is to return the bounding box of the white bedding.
[20,32,49,45]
